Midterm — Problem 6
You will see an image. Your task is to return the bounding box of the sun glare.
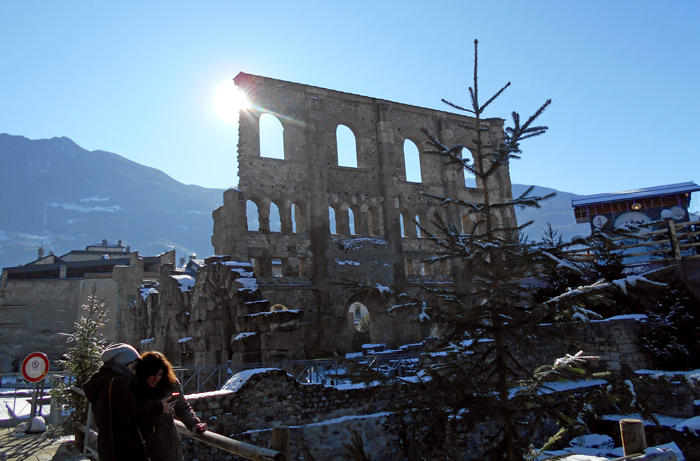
[215,81,249,124]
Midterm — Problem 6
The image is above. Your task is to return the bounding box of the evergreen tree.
[50,285,108,444]
[642,279,700,370]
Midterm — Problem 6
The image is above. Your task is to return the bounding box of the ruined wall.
[210,73,516,356]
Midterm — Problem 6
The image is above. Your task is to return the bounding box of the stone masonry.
[204,73,516,361]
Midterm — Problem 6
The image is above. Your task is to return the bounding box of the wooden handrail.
[71,386,286,461]
[174,420,286,461]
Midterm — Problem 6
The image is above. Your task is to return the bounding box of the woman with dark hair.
[84,344,176,461]
[135,351,207,461]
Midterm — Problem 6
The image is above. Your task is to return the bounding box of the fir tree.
[49,285,109,444]
[642,279,700,370]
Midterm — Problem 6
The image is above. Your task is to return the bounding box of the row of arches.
[257,113,477,187]
[246,197,484,238]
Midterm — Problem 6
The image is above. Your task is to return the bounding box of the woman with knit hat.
[83,343,176,461]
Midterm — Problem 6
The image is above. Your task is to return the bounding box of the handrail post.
[668,220,682,260]
[272,426,290,460]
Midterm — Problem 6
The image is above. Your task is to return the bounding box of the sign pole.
[29,382,38,420]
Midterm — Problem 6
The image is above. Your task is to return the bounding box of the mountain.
[0,134,224,269]
[0,134,589,270]
[510,183,591,242]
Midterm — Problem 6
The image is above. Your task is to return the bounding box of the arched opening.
[291,204,298,233]
[400,213,406,237]
[270,304,289,312]
[269,202,282,232]
[337,124,357,168]
[404,139,421,183]
[415,215,424,238]
[461,147,477,187]
[329,206,337,234]
[259,113,285,159]
[348,208,356,235]
[246,200,260,231]
[348,302,370,352]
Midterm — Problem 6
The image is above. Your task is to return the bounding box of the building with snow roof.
[572,181,700,234]
[0,240,174,372]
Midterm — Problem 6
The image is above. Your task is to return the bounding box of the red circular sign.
[21,352,50,383]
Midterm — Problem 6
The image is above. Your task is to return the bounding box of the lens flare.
[215,81,249,124]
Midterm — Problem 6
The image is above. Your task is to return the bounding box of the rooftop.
[572,181,700,208]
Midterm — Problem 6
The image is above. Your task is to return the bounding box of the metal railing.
[174,351,421,393]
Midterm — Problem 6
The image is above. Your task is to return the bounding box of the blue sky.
[2,1,699,204]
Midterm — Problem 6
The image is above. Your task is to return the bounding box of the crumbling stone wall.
[210,73,516,356]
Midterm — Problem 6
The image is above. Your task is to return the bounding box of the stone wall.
[208,73,517,358]
[176,317,689,461]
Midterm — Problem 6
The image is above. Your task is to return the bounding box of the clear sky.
[2,1,699,203]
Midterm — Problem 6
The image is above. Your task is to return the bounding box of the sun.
[214,80,250,124]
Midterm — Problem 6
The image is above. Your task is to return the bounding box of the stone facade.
[0,246,174,372]
[203,73,515,361]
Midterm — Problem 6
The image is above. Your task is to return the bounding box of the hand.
[194,422,208,434]
[161,396,176,414]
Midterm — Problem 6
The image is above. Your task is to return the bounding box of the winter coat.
[136,380,201,461]
[83,362,162,461]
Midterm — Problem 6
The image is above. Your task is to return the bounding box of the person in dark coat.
[83,343,175,461]
[135,351,207,461]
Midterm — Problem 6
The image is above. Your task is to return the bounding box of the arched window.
[400,213,406,237]
[269,202,281,232]
[291,204,298,233]
[270,304,289,312]
[404,139,421,183]
[415,215,423,238]
[259,113,284,159]
[246,200,259,231]
[461,147,476,187]
[348,302,369,325]
[337,124,357,168]
[329,207,337,234]
[348,208,356,235]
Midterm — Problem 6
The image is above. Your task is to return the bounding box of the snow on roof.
[572,181,700,208]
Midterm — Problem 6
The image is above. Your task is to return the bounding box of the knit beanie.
[100,343,140,365]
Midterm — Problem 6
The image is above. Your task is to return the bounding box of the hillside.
[0,134,224,268]
[0,134,588,270]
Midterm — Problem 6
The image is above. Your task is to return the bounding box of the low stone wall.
[179,317,673,460]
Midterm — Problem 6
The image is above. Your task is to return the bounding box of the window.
[404,139,421,183]
[269,202,281,232]
[246,200,259,231]
[272,259,282,277]
[291,204,298,233]
[329,207,337,234]
[348,208,356,235]
[337,124,357,168]
[259,113,284,159]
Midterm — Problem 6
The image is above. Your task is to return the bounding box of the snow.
[375,284,391,295]
[50,202,123,213]
[335,259,361,266]
[245,310,301,317]
[178,337,193,343]
[172,274,195,292]
[334,237,388,250]
[220,368,290,392]
[675,415,700,433]
[303,411,392,427]
[234,275,258,292]
[140,337,154,344]
[140,286,158,301]
[591,314,647,322]
[233,332,256,341]
[542,251,583,274]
